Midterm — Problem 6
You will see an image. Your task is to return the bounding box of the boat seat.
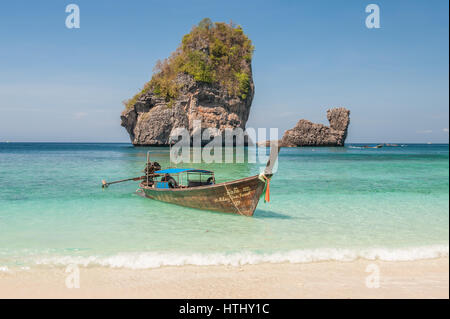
[188,180,212,187]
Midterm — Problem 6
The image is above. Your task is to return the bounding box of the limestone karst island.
[121,18,254,146]
[121,18,350,147]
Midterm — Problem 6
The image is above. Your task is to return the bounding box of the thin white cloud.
[443,128,449,133]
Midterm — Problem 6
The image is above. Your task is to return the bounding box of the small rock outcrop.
[281,107,350,147]
[121,19,254,146]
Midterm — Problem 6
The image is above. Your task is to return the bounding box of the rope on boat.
[259,173,271,203]
[224,183,245,216]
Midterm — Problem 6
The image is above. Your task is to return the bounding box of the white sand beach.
[0,257,448,299]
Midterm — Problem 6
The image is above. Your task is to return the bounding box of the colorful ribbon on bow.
[259,173,271,203]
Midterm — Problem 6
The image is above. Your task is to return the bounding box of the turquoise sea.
[0,143,448,270]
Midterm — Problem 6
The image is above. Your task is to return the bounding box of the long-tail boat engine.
[144,161,161,185]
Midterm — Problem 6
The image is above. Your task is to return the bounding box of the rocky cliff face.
[121,73,254,145]
[121,19,255,146]
[281,107,350,147]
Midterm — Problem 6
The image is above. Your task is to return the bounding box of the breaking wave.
[34,245,449,270]
[0,266,9,272]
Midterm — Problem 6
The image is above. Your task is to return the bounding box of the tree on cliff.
[124,18,254,110]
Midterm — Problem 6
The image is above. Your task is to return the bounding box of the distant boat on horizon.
[363,144,383,149]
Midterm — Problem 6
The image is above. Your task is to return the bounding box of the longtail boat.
[102,147,279,216]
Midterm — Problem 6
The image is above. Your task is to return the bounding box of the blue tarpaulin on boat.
[156,181,169,189]
[155,168,213,174]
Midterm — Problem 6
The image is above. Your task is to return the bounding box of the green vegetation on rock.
[124,18,254,109]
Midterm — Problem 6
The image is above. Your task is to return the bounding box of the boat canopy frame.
[154,168,213,174]
[145,152,215,188]
[151,169,215,189]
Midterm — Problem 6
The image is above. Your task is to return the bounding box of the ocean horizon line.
[1,141,449,145]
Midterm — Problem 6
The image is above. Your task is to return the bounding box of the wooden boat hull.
[139,175,266,216]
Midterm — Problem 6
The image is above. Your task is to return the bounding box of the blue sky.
[0,0,448,143]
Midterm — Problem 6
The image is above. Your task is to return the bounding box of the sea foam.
[34,245,449,270]
[0,266,9,272]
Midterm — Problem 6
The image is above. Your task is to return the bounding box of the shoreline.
[1,257,448,299]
